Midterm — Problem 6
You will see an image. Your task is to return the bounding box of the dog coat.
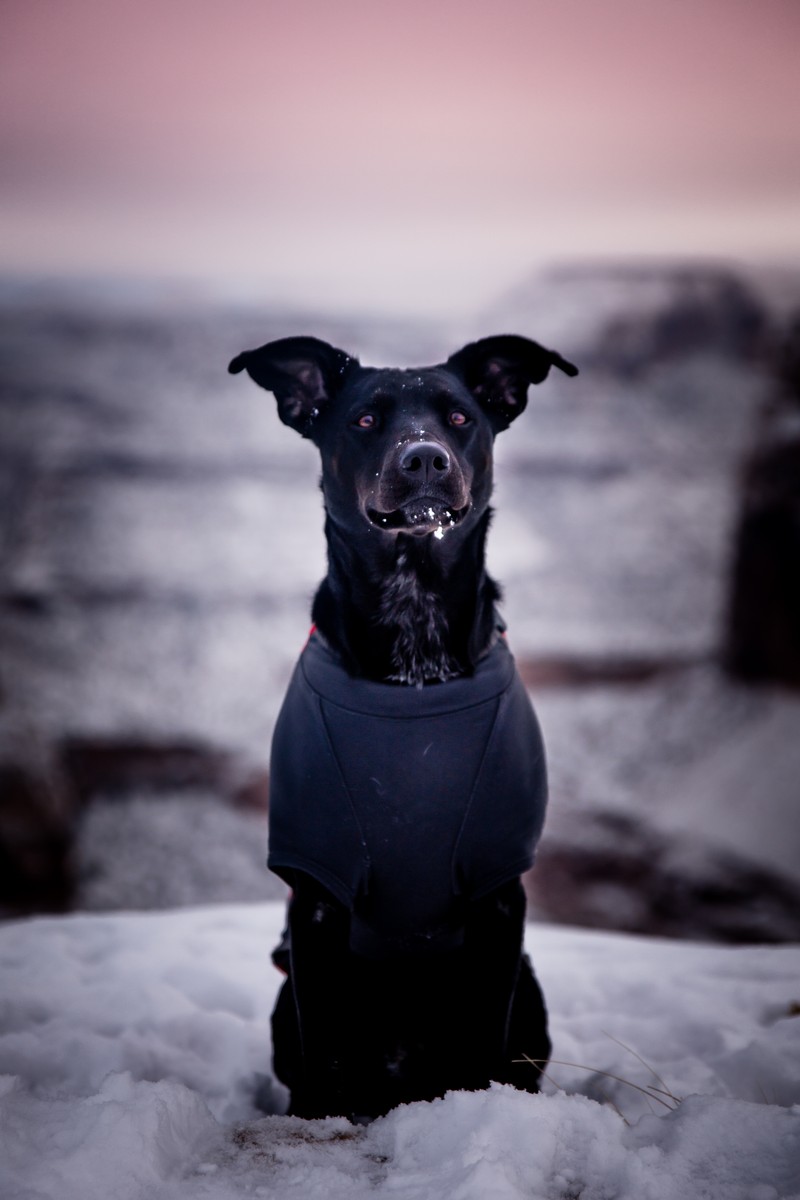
[268,632,547,958]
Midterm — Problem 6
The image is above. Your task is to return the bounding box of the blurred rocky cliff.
[1,263,799,940]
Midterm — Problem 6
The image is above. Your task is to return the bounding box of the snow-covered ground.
[1,902,799,1200]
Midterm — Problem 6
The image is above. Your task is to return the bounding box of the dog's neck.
[311,511,501,685]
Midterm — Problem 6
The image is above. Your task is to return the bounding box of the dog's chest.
[376,556,460,684]
[267,635,548,955]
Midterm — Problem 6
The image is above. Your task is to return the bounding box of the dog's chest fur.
[377,549,460,684]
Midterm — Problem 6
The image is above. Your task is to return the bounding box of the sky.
[2,0,800,315]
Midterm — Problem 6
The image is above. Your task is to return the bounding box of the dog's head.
[229,335,577,540]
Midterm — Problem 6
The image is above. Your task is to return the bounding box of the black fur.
[229,333,577,1119]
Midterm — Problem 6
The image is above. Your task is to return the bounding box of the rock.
[527,812,800,943]
[528,664,800,942]
[0,763,72,915]
[483,261,768,375]
[725,313,800,685]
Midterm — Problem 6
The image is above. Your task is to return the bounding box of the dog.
[229,333,578,1120]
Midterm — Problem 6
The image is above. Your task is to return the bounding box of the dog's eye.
[448,410,469,427]
[355,413,377,429]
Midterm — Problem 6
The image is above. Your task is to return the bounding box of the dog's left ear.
[445,335,578,430]
[228,336,359,436]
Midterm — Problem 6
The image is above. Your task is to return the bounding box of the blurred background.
[1,0,799,941]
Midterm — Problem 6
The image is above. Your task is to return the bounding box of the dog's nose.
[400,441,451,481]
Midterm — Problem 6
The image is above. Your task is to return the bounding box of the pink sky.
[2,0,799,314]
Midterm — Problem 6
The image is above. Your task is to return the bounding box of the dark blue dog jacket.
[268,633,547,958]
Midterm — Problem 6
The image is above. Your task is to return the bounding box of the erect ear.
[445,335,578,430]
[228,336,359,436]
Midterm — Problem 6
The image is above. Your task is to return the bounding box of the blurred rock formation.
[725,313,800,685]
[2,265,799,938]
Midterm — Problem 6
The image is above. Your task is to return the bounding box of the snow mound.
[1,903,798,1199]
[1,1072,216,1200]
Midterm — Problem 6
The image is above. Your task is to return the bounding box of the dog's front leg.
[463,879,551,1092]
[280,874,360,1119]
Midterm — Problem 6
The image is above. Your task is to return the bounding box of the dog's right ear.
[228,336,359,436]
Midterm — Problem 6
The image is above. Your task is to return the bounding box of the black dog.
[229,334,577,1120]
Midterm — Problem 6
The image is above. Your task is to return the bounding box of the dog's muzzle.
[366,499,470,536]
[367,439,470,536]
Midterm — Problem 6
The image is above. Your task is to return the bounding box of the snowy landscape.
[2,263,800,1197]
[1,902,799,1199]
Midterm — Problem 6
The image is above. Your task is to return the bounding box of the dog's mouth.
[366,499,470,538]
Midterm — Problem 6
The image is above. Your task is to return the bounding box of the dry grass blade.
[601,1031,681,1104]
[516,1056,679,1111]
[526,1061,634,1124]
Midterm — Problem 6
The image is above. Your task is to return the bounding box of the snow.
[74,793,286,911]
[2,902,799,1199]
[527,664,800,939]
[645,701,800,885]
